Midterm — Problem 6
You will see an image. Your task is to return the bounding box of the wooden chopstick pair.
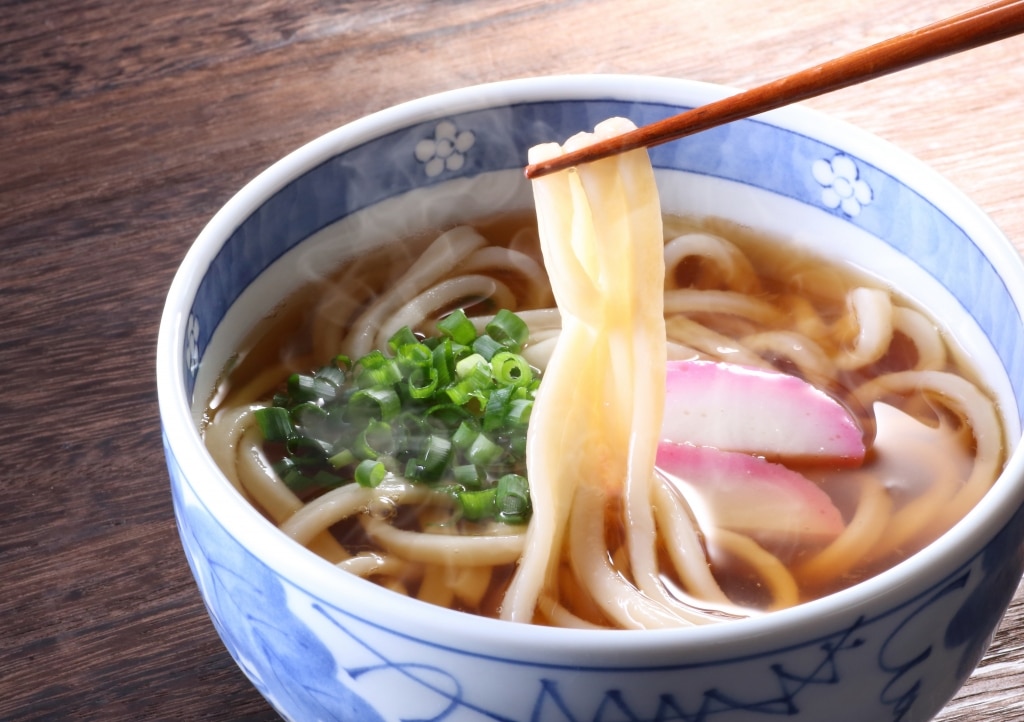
[524,0,1024,179]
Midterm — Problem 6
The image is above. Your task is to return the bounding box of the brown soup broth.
[205,212,1004,624]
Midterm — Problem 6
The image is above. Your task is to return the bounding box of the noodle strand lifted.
[504,118,716,626]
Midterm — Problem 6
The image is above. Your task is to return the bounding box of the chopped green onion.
[486,309,529,351]
[282,470,315,492]
[273,458,318,492]
[451,421,478,449]
[408,366,438,399]
[455,353,487,379]
[355,351,402,388]
[506,398,533,426]
[291,401,328,429]
[471,333,504,361]
[287,373,319,402]
[405,434,452,482]
[312,470,343,489]
[272,457,297,477]
[254,406,293,443]
[311,376,340,402]
[452,463,485,489]
[466,432,502,466]
[483,386,513,431]
[447,361,492,406]
[353,420,394,460]
[458,488,497,521]
[256,306,540,524]
[437,309,477,345]
[424,402,472,428]
[509,434,527,457]
[495,473,531,523]
[355,459,386,488]
[388,326,419,353]
[285,435,333,457]
[419,434,453,481]
[395,341,433,375]
[328,448,356,469]
[348,387,401,422]
[391,411,431,442]
[432,340,454,388]
[491,352,533,387]
[315,363,347,387]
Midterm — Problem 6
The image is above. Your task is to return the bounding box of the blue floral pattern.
[415,120,476,177]
[812,154,873,217]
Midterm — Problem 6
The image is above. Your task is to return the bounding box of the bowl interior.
[160,75,1024,646]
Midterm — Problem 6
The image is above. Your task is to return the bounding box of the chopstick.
[524,0,1024,179]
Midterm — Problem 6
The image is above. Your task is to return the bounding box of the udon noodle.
[204,119,1004,629]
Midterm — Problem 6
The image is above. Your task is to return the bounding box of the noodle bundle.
[502,118,729,627]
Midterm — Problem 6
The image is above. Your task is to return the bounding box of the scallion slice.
[466,432,502,466]
[483,386,513,431]
[495,473,531,523]
[254,406,293,443]
[457,488,497,521]
[452,359,494,404]
[314,364,347,389]
[291,401,328,429]
[353,420,394,460]
[355,351,402,388]
[455,352,488,379]
[419,434,453,480]
[471,333,503,361]
[486,309,530,350]
[437,308,477,345]
[328,448,356,469]
[388,326,419,353]
[491,351,533,387]
[452,463,485,489]
[355,459,386,488]
[348,387,401,422]
[432,340,454,388]
[408,366,438,399]
[451,421,478,449]
[506,398,533,426]
[287,373,319,402]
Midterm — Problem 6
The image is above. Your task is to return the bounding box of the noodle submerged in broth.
[204,119,1005,629]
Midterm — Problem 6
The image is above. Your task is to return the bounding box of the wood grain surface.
[2,1,1022,719]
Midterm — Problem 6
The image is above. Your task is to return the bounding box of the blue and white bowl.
[157,75,1024,722]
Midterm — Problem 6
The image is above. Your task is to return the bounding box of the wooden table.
[4,0,1023,719]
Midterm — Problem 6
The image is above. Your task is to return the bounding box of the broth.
[204,211,1004,627]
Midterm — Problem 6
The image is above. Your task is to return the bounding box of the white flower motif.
[414,120,475,178]
[185,313,200,376]
[812,154,873,217]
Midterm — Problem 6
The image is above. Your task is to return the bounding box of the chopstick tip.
[523,163,544,180]
[523,159,561,180]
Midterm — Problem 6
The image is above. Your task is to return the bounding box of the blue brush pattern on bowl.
[166,433,1024,721]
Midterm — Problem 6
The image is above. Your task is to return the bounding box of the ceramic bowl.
[157,75,1024,722]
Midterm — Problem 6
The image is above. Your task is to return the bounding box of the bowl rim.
[157,73,1024,662]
